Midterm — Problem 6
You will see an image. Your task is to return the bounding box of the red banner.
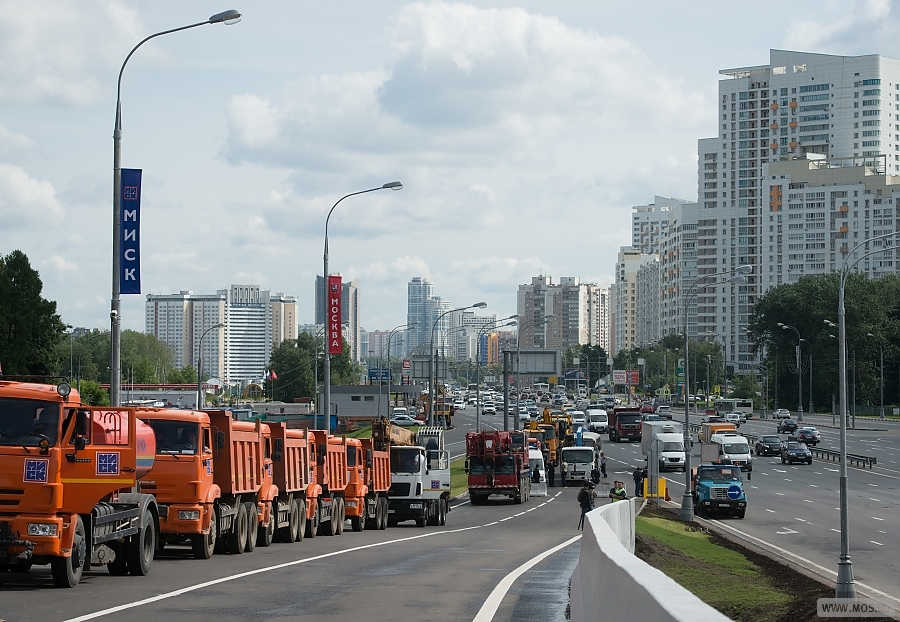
[327,275,343,355]
[627,370,640,385]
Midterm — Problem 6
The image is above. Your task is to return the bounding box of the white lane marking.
[766,509,775,513]
[784,479,792,482]
[777,528,798,535]
[514,512,526,517]
[472,534,582,622]
[809,484,818,488]
[452,501,472,509]
[485,521,499,526]
[795,517,806,522]
[872,517,884,521]
[804,500,813,503]
[750,486,758,489]
[871,541,884,546]
[869,498,881,502]
[868,483,878,486]
[525,507,536,512]
[775,492,785,496]
[499,516,513,522]
[831,528,840,533]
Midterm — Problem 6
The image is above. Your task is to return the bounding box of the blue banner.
[119,168,142,294]
[368,369,392,381]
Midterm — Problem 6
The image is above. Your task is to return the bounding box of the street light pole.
[681,265,752,523]
[322,182,402,432]
[778,323,804,423]
[197,322,224,409]
[385,322,416,418]
[109,9,241,406]
[515,315,552,407]
[429,303,487,426]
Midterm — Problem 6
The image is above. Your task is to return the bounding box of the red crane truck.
[464,431,531,505]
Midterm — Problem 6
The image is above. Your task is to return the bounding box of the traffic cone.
[665,490,671,502]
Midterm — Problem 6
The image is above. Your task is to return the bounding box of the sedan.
[518,411,531,422]
[754,435,783,456]
[773,408,791,419]
[390,415,419,427]
[482,403,497,415]
[527,406,539,416]
[453,400,466,410]
[788,427,821,446]
[781,441,812,465]
[777,419,799,434]
[570,411,586,425]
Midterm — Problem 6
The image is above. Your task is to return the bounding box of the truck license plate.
[718,503,730,507]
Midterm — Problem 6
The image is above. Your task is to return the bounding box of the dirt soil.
[635,506,894,622]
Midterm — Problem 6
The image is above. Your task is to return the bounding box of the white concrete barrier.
[571,500,731,622]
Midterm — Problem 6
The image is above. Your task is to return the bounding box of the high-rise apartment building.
[146,285,297,383]
[517,276,606,351]
[614,248,657,353]
[696,49,900,370]
[315,276,362,362]
[632,196,690,254]
[406,276,433,356]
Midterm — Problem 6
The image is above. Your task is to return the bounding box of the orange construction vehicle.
[306,429,349,536]
[342,420,391,531]
[0,379,159,587]
[266,421,316,543]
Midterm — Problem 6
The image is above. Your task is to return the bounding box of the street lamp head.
[382,181,403,191]
[735,264,753,274]
[726,275,746,284]
[213,322,225,329]
[867,332,875,337]
[472,302,488,309]
[209,9,241,24]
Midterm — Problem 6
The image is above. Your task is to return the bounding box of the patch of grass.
[450,455,468,497]
[344,425,373,438]
[635,514,791,622]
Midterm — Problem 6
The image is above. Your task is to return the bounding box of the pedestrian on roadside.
[600,452,608,479]
[577,482,593,530]
[633,465,644,497]
[561,460,568,487]
[609,481,627,502]
[547,460,555,487]
[590,464,601,485]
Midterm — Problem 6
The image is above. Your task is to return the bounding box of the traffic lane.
[0,491,580,622]
[598,436,900,599]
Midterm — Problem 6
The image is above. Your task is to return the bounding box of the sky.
[2,0,900,334]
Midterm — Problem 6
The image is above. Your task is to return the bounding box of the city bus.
[715,399,754,419]
[533,382,550,395]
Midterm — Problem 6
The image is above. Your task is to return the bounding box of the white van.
[527,449,547,497]
[560,446,596,486]
[588,411,608,433]
[710,432,752,473]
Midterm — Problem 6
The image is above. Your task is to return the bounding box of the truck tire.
[279,499,298,543]
[306,501,320,538]
[335,498,345,535]
[294,500,305,542]
[320,500,337,536]
[51,515,86,588]
[225,504,248,554]
[191,510,217,560]
[257,503,274,548]
[351,500,365,532]
[378,498,388,530]
[365,497,378,530]
[439,499,447,526]
[696,502,705,519]
[107,540,129,575]
[737,509,746,519]
[415,513,426,528]
[427,501,438,526]
[127,508,156,576]
[243,503,258,552]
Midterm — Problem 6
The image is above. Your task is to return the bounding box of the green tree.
[78,379,110,406]
[0,250,67,375]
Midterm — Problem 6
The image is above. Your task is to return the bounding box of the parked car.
[777,419,799,434]
[390,414,419,427]
[391,407,410,418]
[781,441,813,465]
[788,427,821,446]
[773,408,791,419]
[754,435,783,456]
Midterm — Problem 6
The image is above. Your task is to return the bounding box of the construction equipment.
[386,423,450,527]
[465,431,531,505]
[344,420,391,531]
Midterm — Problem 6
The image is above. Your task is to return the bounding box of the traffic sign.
[727,485,742,500]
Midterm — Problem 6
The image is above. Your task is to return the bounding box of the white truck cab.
[387,427,451,527]
[527,448,547,497]
[709,432,752,473]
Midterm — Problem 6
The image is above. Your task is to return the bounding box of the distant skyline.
[2,1,898,334]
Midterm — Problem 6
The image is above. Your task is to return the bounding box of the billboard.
[327,275,343,354]
[119,168,142,294]
[613,370,626,384]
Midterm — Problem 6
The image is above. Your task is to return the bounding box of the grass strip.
[450,455,468,498]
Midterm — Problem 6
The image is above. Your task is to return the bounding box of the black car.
[777,419,798,434]
[755,435,783,456]
[781,441,812,465]
[788,427,821,446]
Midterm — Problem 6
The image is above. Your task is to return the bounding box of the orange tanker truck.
[0,378,159,587]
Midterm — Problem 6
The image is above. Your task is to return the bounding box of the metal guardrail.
[809,446,877,469]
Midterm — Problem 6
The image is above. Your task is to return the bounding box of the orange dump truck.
[343,419,391,532]
[267,421,314,543]
[0,379,159,587]
[306,429,349,536]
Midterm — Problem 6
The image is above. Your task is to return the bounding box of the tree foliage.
[0,250,67,375]
[267,333,360,403]
[748,272,900,411]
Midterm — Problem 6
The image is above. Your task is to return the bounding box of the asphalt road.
[0,405,583,622]
[598,409,900,605]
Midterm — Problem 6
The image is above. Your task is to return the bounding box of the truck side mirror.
[318,443,326,466]
[273,452,283,462]
[366,448,373,468]
[215,431,226,449]
[274,438,283,453]
[74,436,86,451]
[463,459,469,474]
[75,410,88,436]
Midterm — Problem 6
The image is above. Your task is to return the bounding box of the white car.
[570,411,587,426]
[390,414,418,427]
[724,412,742,428]
[482,402,497,415]
[773,408,791,419]
[391,407,409,418]
[518,411,531,422]
[453,400,465,410]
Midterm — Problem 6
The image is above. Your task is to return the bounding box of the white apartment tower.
[698,49,900,371]
[614,248,657,354]
[632,196,690,254]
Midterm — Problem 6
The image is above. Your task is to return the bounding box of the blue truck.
[692,463,747,519]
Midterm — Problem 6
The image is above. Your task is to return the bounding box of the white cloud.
[0,0,144,105]
[0,164,63,229]
[784,0,896,53]
[0,122,36,157]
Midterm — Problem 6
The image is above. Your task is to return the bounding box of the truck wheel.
[51,516,86,588]
[439,499,447,526]
[351,499,365,532]
[280,500,297,543]
[335,498,345,535]
[107,541,129,575]
[293,500,305,542]
[320,501,336,536]
[379,498,389,530]
[243,502,258,552]
[226,504,248,554]
[415,513,426,528]
[257,502,274,547]
[737,509,746,519]
[191,510,217,560]
[696,503,705,519]
[306,500,320,539]
[127,509,156,576]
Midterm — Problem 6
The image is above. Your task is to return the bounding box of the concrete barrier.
[571,499,731,622]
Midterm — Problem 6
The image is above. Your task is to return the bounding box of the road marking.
[766,509,775,513]
[472,534,582,622]
[525,507,536,512]
[804,500,813,503]
[872,517,884,521]
[775,492,785,496]
[499,517,513,522]
[776,528,798,535]
[774,468,787,473]
[485,521,499,526]
[452,501,471,509]
[809,484,817,487]
[869,498,881,502]
[513,512,526,517]
[795,517,806,522]
[814,472,822,475]
[870,541,884,546]
[867,483,878,486]
[784,479,792,482]
[750,485,758,489]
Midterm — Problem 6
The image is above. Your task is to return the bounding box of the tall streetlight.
[429,302,487,425]
[680,264,752,523]
[322,182,403,432]
[777,323,805,422]
[384,322,417,418]
[473,317,517,430]
[109,9,241,406]
[197,322,225,409]
[866,333,885,419]
[834,229,900,597]
[516,315,553,399]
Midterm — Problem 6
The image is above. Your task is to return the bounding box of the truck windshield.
[467,456,491,475]
[529,457,544,471]
[617,414,641,424]
[724,443,749,455]
[0,399,60,447]
[662,442,684,452]
[390,447,421,474]
[700,468,739,482]
[147,420,200,455]
[496,455,516,475]
[563,449,594,464]
[590,414,607,422]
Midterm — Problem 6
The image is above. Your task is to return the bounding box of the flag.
[270,370,278,381]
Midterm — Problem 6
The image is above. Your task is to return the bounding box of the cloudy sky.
[1,0,897,334]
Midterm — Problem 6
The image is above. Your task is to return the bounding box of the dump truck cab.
[692,463,747,519]
[387,426,450,527]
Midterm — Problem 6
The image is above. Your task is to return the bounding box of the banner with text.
[612,369,626,384]
[327,275,343,354]
[627,370,640,385]
[119,168,142,294]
